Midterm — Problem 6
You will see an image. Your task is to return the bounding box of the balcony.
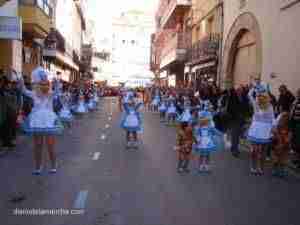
[160,31,187,69]
[187,33,220,66]
[161,0,192,29]
[19,0,53,38]
[43,28,79,71]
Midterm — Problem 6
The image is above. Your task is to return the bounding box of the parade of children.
[1,65,300,181]
[146,80,300,178]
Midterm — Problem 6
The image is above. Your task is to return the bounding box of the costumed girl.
[175,117,194,173]
[271,112,291,177]
[20,66,64,175]
[151,90,160,112]
[247,85,275,175]
[158,97,167,122]
[190,109,199,127]
[120,95,143,149]
[193,111,224,173]
[75,90,88,115]
[58,87,73,127]
[87,90,97,111]
[177,95,192,123]
[166,95,177,125]
[93,88,99,104]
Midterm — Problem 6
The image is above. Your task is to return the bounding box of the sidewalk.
[0,134,27,156]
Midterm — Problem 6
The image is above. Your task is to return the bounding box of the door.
[232,31,256,88]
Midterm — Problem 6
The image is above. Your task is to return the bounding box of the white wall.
[223,0,300,95]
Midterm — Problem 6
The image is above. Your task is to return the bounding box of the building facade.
[105,10,154,87]
[43,0,87,82]
[151,0,192,87]
[0,0,22,74]
[150,0,223,88]
[221,0,300,95]
[0,0,53,77]
[185,0,222,89]
[20,0,53,78]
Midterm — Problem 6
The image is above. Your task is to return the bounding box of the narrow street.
[0,97,299,225]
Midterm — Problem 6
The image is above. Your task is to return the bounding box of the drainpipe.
[217,0,224,88]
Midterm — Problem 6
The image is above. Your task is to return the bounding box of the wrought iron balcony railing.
[187,33,220,64]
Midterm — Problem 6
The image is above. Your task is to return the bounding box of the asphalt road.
[0,97,300,225]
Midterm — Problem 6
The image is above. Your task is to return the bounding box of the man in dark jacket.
[226,87,250,157]
[278,84,295,113]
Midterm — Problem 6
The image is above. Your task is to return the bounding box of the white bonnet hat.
[31,66,49,84]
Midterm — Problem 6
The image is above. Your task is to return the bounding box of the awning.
[43,49,79,71]
[191,61,216,73]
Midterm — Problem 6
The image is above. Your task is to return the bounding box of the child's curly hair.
[277,112,290,130]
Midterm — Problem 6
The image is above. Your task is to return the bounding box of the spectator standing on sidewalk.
[277,84,295,113]
[0,73,7,153]
[0,69,21,149]
[290,88,300,168]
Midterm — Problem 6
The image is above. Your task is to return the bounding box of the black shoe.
[3,143,16,148]
[177,167,184,173]
[232,152,240,158]
[0,149,6,155]
[183,168,190,173]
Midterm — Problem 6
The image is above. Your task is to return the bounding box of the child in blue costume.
[20,66,64,175]
[75,91,88,115]
[87,90,97,111]
[158,97,167,122]
[120,96,143,149]
[177,96,192,123]
[193,110,224,173]
[59,88,73,126]
[166,96,177,125]
[151,94,160,112]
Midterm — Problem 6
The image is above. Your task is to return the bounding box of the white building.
[98,10,155,86]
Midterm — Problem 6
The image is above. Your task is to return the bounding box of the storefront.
[0,16,22,73]
[168,74,176,87]
[159,70,168,87]
[186,57,218,90]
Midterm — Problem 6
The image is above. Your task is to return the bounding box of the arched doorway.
[232,30,257,87]
[222,12,262,89]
